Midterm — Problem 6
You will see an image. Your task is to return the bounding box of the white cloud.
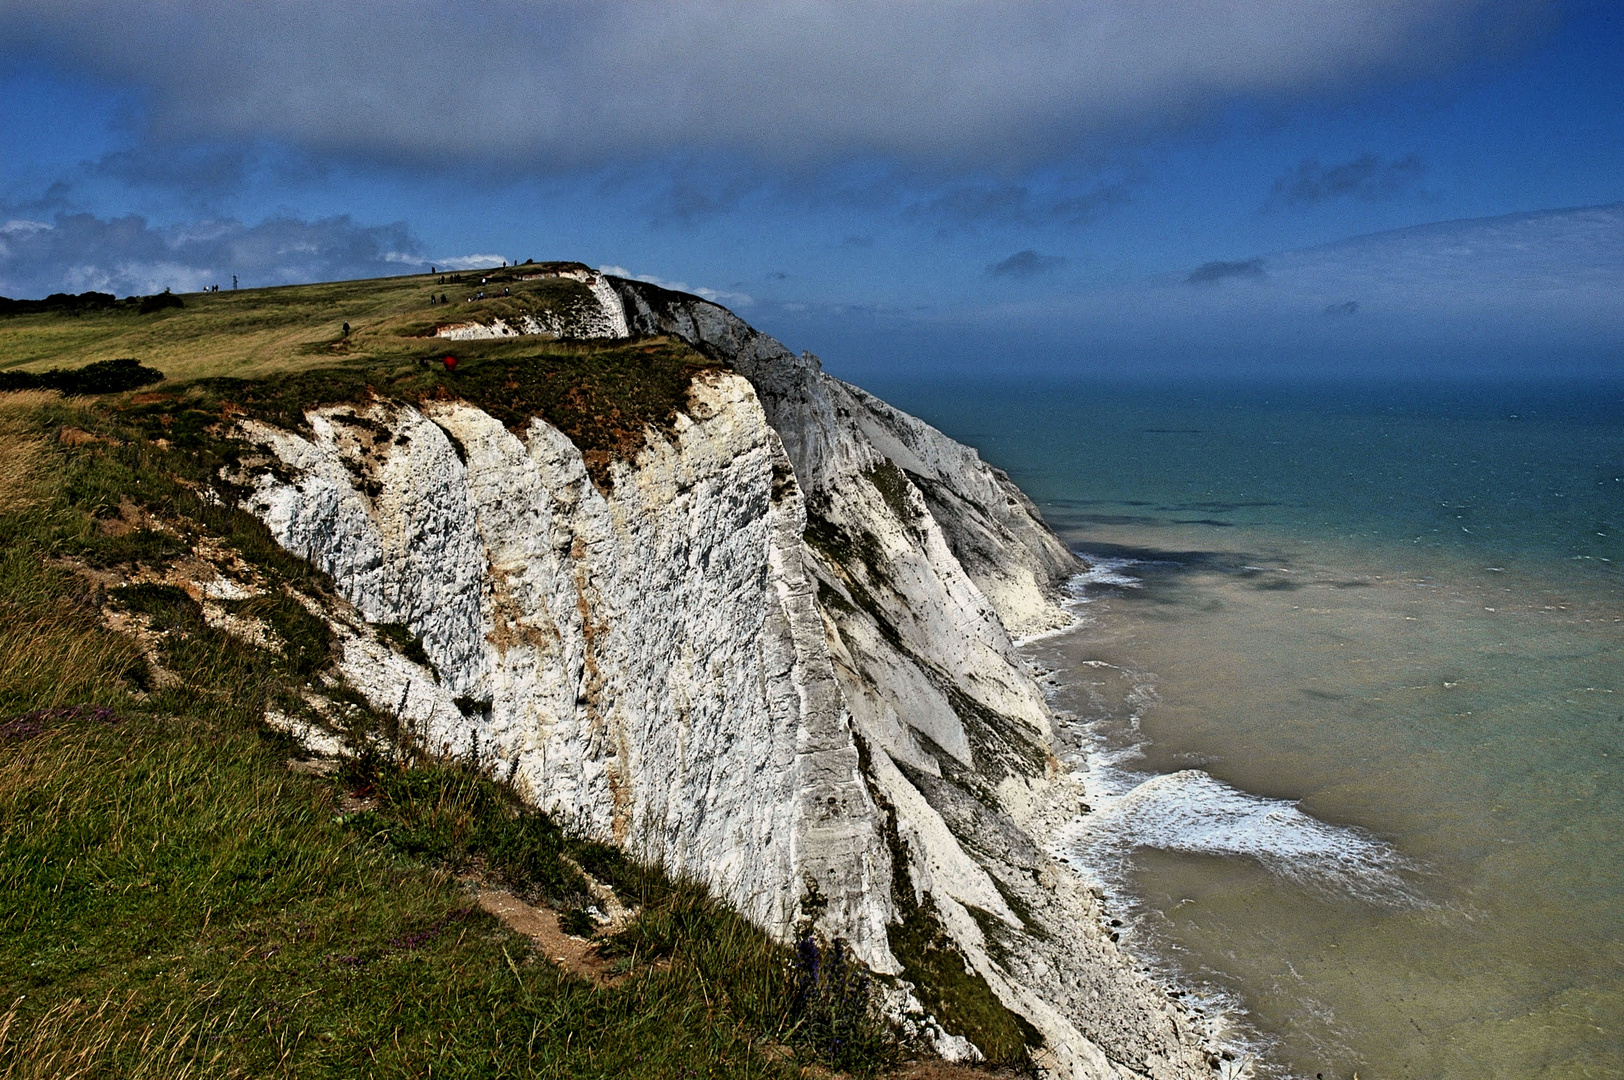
[0,210,430,297]
[64,260,214,297]
[693,287,754,307]
[5,1,1542,170]
[430,254,507,271]
[600,266,752,307]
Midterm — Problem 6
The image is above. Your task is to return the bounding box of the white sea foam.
[1068,555,1145,594]
[1059,767,1424,908]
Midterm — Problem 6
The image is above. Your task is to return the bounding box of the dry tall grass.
[0,392,53,512]
[0,992,235,1080]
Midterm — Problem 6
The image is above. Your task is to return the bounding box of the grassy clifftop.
[0,394,898,1079]
[0,263,597,384]
[2,268,724,489]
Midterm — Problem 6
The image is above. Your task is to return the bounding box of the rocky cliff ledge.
[227,268,1215,1079]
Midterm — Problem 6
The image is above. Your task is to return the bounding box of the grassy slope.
[0,276,435,383]
[0,277,901,1077]
[0,263,596,384]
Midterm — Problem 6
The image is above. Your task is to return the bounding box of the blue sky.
[2,1,1621,378]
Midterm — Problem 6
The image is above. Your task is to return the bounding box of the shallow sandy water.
[1025,524,1624,1078]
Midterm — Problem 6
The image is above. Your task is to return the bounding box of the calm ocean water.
[864,376,1624,1079]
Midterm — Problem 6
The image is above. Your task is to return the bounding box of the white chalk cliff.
[229,268,1215,1079]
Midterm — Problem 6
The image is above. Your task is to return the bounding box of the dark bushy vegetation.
[166,337,718,490]
[0,289,188,318]
[787,937,898,1072]
[137,289,185,314]
[373,621,432,667]
[0,357,165,395]
[439,340,717,487]
[0,291,119,316]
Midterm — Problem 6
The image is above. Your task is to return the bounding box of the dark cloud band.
[1187,258,1266,284]
[1268,154,1425,207]
[5,1,1541,170]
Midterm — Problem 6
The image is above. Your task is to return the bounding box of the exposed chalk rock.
[231,373,895,973]
[611,277,1213,1078]
[608,277,1076,638]
[435,317,534,340]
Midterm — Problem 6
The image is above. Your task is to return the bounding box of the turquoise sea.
[867,376,1624,1079]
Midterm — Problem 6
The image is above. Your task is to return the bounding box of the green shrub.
[137,290,184,315]
[0,357,165,395]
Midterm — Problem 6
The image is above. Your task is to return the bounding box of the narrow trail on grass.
[475,889,621,985]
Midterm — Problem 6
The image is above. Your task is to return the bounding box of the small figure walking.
[342,322,350,337]
[232,275,238,290]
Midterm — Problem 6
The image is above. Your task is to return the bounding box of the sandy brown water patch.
[1028,519,1624,1079]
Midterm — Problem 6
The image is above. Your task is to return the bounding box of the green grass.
[159,337,721,488]
[0,705,813,1079]
[856,744,1037,1071]
[888,905,1039,1068]
[0,389,899,1078]
[0,264,610,386]
[0,275,437,384]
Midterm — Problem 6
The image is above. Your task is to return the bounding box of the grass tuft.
[786,937,898,1072]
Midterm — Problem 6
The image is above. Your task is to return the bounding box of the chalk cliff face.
[611,278,1077,641]
[231,372,894,970]
[230,269,1213,1079]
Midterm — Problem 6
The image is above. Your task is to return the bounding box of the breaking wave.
[1059,767,1426,908]
[1066,555,1145,595]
